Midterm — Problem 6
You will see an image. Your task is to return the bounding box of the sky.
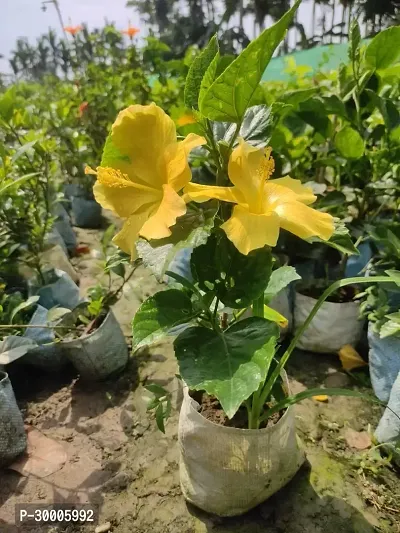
[1,0,141,72]
[0,0,324,73]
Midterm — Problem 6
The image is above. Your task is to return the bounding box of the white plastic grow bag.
[179,385,304,516]
[293,292,364,353]
[62,310,128,380]
[0,371,27,467]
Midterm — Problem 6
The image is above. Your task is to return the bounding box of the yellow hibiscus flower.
[184,139,334,255]
[91,103,205,258]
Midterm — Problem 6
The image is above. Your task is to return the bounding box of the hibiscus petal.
[275,201,334,241]
[112,103,176,186]
[139,184,187,240]
[113,209,152,259]
[228,139,274,212]
[269,177,316,205]
[166,133,206,192]
[221,205,280,255]
[184,183,244,204]
[93,167,160,218]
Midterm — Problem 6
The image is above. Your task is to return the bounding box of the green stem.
[248,293,265,428]
[258,275,396,415]
[252,293,264,318]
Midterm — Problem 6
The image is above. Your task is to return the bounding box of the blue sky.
[1,0,141,71]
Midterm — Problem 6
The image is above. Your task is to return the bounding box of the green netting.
[262,40,370,81]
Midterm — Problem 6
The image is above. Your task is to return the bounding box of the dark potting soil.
[193,391,283,429]
[60,310,107,341]
[300,284,358,303]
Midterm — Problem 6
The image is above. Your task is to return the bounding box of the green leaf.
[386,270,400,287]
[10,295,39,323]
[348,20,361,65]
[101,131,130,167]
[199,0,300,122]
[46,307,71,323]
[145,383,169,397]
[297,97,333,138]
[264,266,301,303]
[0,86,16,122]
[226,105,273,148]
[155,403,166,433]
[335,126,364,159]
[198,45,220,109]
[380,318,400,339]
[308,219,360,256]
[365,26,400,71]
[281,88,318,107]
[382,99,400,131]
[191,232,273,308]
[174,317,279,418]
[321,95,348,118]
[184,35,219,109]
[262,304,288,328]
[216,55,235,77]
[262,387,386,420]
[318,190,347,209]
[136,202,218,280]
[11,141,37,163]
[0,173,39,197]
[132,289,196,350]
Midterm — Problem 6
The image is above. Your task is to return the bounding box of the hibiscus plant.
[90,1,400,430]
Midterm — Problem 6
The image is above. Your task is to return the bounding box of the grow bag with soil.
[368,323,400,403]
[179,384,305,516]
[53,203,77,254]
[71,196,102,229]
[23,305,68,371]
[293,292,364,353]
[29,268,80,310]
[368,323,400,457]
[0,371,27,467]
[375,372,400,452]
[61,310,129,380]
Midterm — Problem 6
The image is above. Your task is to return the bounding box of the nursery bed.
[0,226,399,533]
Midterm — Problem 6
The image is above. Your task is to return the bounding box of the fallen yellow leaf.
[313,395,328,402]
[339,344,367,371]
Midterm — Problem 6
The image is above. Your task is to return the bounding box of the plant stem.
[252,293,264,318]
[0,324,79,330]
[213,297,220,327]
[248,293,265,429]
[258,275,396,415]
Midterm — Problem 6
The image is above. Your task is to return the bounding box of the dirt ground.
[0,224,399,533]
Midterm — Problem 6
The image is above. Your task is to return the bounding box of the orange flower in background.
[78,101,89,118]
[64,25,83,36]
[122,25,140,38]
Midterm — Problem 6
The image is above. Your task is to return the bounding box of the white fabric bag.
[178,386,304,517]
[293,292,364,353]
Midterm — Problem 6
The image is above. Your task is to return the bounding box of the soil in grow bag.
[191,390,284,429]
[299,284,357,303]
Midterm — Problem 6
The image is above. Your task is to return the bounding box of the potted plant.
[0,370,27,467]
[0,127,80,310]
[265,22,400,354]
[87,5,400,515]
[24,228,136,379]
[358,223,400,452]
